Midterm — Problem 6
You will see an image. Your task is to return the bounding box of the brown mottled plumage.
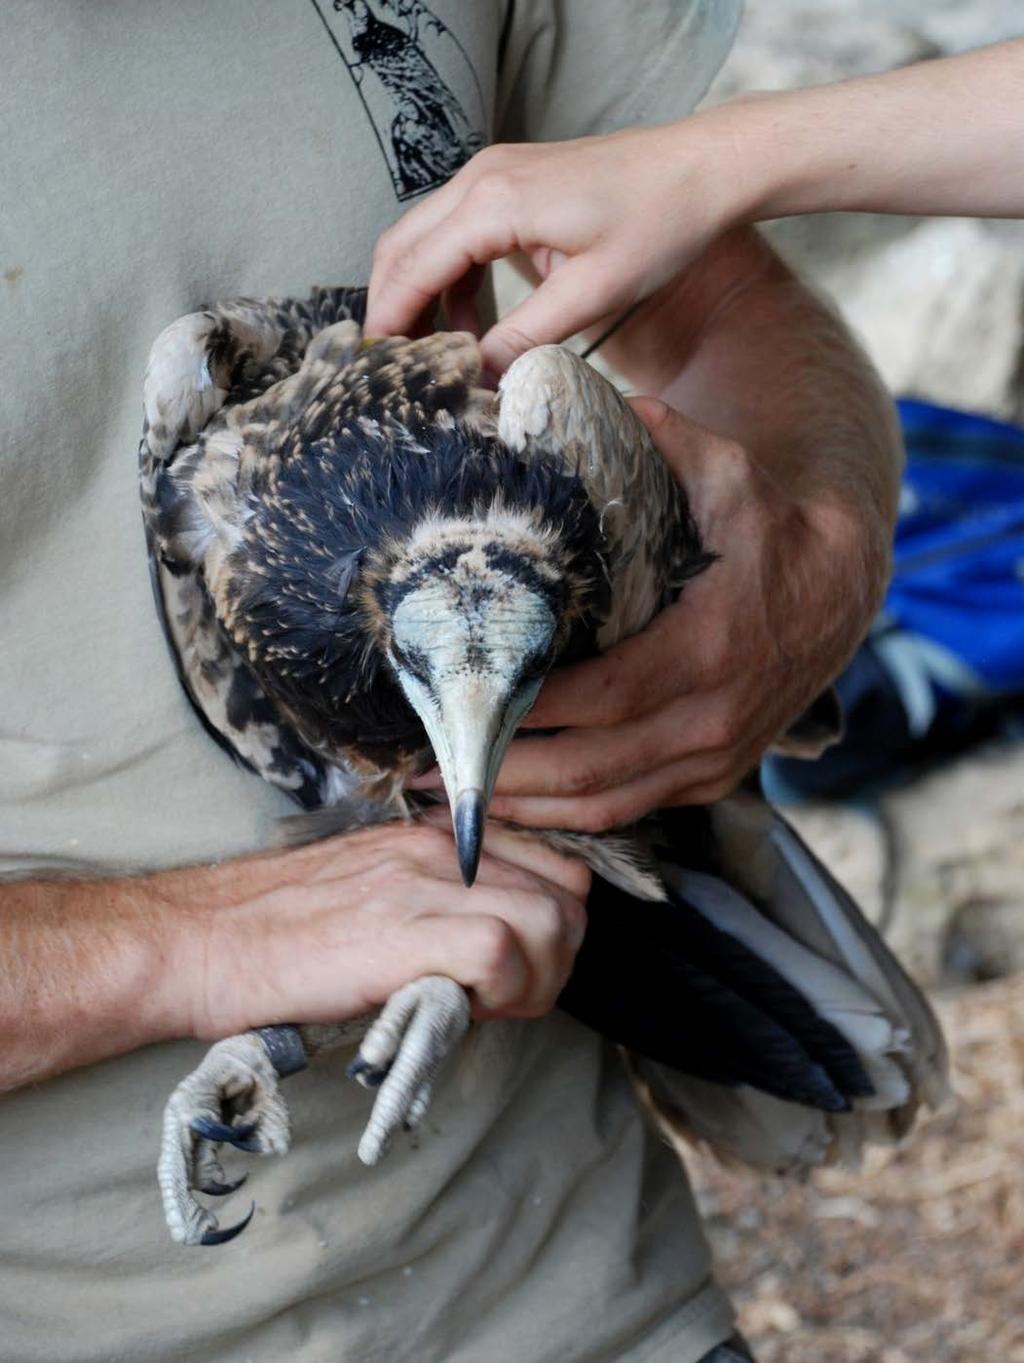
[141,288,947,1248]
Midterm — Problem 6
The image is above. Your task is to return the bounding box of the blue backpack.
[766,398,1024,798]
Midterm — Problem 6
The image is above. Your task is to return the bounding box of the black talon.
[199,1202,255,1246]
[190,1117,261,1151]
[200,1173,248,1197]
[346,1057,389,1088]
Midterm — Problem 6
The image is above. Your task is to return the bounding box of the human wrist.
[677,97,802,234]
[708,87,863,225]
[129,860,243,1044]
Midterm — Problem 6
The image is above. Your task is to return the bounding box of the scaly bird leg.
[347,976,471,1165]
[158,1026,305,1247]
[158,977,471,1246]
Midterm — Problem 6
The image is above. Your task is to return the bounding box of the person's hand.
[173,819,590,1039]
[366,120,744,373]
[369,38,1024,375]
[462,397,882,830]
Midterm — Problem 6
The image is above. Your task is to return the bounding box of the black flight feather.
[559,872,875,1112]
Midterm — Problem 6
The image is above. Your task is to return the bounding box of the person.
[367,34,1024,831]
[0,4,900,1361]
[367,37,1024,371]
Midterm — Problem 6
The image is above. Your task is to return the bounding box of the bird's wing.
[560,794,949,1174]
[495,346,846,754]
[305,329,494,433]
[140,287,368,471]
[139,288,375,813]
[496,346,711,647]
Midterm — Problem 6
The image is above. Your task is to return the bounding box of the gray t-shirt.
[0,3,742,1359]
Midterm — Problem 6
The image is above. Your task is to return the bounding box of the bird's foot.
[159,1032,294,1246]
[348,976,471,1165]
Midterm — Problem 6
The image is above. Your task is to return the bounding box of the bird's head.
[363,500,601,884]
[222,423,607,881]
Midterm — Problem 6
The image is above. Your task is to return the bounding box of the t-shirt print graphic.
[311,0,487,200]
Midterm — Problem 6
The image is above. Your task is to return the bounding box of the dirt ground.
[675,732,1024,1362]
[691,972,1024,1362]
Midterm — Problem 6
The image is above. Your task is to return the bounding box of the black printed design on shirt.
[311,0,487,201]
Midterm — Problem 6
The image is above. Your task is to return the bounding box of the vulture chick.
[140,288,948,1246]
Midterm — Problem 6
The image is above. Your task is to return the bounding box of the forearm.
[602,229,901,661]
[607,230,900,521]
[711,39,1024,223]
[0,869,203,1090]
[0,823,591,1091]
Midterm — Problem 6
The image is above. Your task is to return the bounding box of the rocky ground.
[692,975,1024,1362]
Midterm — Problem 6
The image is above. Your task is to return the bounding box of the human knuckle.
[694,769,741,804]
[595,684,634,728]
[698,706,743,753]
[471,167,520,208]
[385,245,421,286]
[532,891,566,944]
[469,143,508,174]
[561,858,592,901]
[580,798,626,834]
[563,759,610,797]
[495,319,541,356]
[633,395,671,434]
[536,803,589,835]
[708,775,739,803]
[371,229,397,266]
[474,917,517,976]
[714,432,750,475]
[517,989,557,1020]
[560,888,588,941]
[699,627,736,682]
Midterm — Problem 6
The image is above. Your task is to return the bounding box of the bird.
[140,286,948,1247]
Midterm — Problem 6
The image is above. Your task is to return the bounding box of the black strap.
[256,1024,308,1078]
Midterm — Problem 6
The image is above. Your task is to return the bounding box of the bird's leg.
[158,978,470,1246]
[158,1025,314,1247]
[347,975,471,1165]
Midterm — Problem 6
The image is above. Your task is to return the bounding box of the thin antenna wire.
[580,302,643,362]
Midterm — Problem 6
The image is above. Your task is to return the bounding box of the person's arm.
[366,39,1024,373]
[0,822,588,1090]
[479,228,900,830]
[736,37,1024,223]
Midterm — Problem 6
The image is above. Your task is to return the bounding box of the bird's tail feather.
[561,794,949,1175]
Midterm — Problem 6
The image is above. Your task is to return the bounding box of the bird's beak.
[398,670,542,886]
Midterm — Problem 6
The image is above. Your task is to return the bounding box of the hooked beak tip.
[454,789,486,887]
